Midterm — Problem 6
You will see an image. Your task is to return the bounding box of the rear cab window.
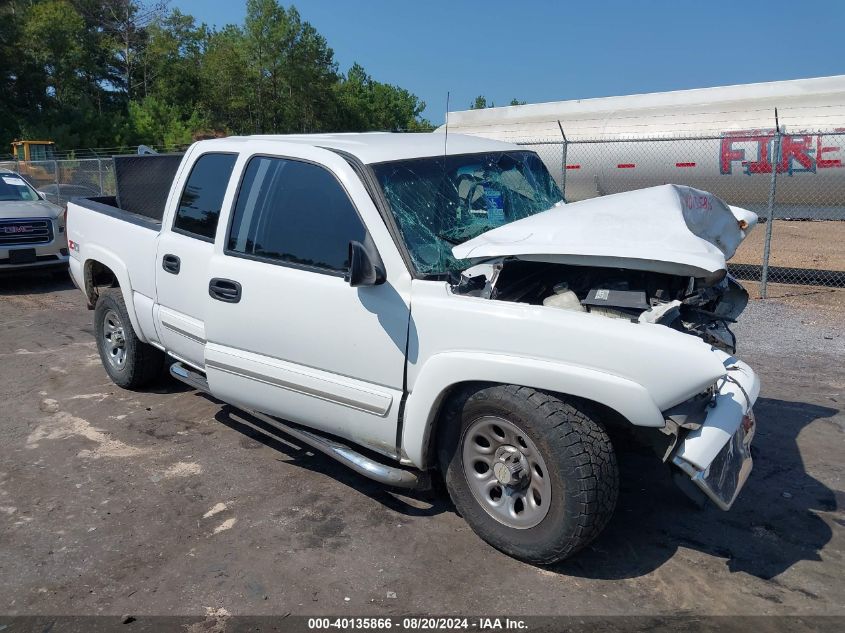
[172,153,237,241]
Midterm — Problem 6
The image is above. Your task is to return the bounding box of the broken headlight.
[663,385,716,431]
[655,385,717,462]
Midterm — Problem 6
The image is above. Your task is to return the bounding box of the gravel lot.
[0,273,842,617]
[732,220,845,270]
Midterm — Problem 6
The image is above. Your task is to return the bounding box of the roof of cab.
[196,132,520,164]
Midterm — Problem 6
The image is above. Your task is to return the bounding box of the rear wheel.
[438,384,619,564]
[94,289,163,389]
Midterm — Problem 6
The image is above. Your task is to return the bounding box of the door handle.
[209,278,242,303]
[162,254,181,274]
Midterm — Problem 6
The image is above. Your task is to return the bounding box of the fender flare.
[82,245,149,344]
[401,351,665,469]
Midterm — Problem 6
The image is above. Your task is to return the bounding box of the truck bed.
[67,195,161,305]
[75,196,162,231]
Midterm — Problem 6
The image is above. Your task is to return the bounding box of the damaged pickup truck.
[67,133,759,564]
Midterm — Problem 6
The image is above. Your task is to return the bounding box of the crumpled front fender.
[402,351,667,470]
[671,352,760,510]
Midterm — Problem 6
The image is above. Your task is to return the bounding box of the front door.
[203,148,411,457]
[154,152,238,368]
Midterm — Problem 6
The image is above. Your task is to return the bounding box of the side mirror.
[36,191,49,200]
[346,240,386,287]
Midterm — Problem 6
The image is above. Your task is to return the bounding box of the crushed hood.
[452,184,758,278]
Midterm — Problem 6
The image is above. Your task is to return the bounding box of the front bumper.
[0,252,69,270]
[670,354,759,510]
[0,217,68,271]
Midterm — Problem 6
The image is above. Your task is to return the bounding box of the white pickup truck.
[67,133,759,564]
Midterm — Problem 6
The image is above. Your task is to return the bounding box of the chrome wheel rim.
[461,416,552,529]
[102,309,127,370]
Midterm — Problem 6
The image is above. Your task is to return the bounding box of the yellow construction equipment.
[10,140,56,162]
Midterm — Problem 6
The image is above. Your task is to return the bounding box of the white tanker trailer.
[439,75,845,219]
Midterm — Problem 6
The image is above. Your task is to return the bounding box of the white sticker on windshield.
[484,188,505,224]
[2,176,26,186]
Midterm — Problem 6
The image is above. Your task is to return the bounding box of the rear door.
[203,146,412,457]
[154,152,238,368]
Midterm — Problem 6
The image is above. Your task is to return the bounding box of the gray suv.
[0,170,68,272]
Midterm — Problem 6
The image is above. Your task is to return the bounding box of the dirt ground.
[741,282,845,314]
[0,273,842,618]
[732,220,845,270]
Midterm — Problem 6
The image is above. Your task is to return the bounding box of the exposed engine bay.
[452,259,748,353]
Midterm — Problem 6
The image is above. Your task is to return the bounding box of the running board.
[169,362,428,490]
[170,362,210,391]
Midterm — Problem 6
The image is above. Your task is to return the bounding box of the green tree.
[1,0,434,152]
[336,63,432,131]
[21,0,86,106]
[13,0,125,149]
[242,0,339,132]
[201,24,253,133]
[128,96,205,146]
[141,10,207,105]
[0,2,24,145]
[469,96,525,109]
[470,95,491,109]
[96,0,168,99]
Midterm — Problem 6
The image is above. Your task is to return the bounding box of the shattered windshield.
[371,151,563,276]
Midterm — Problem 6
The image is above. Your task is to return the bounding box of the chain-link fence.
[516,129,845,296]
[3,136,844,295]
[0,158,116,207]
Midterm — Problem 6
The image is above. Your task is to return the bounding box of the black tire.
[437,384,618,564]
[94,288,163,389]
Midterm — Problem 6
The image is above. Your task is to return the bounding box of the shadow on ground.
[554,396,838,581]
[198,389,837,581]
[210,401,450,518]
[0,270,73,295]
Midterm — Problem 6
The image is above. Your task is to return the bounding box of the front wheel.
[438,385,619,564]
[94,289,164,389]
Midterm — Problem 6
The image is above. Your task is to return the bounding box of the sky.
[173,0,845,124]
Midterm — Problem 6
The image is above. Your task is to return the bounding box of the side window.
[227,156,366,272]
[173,153,237,240]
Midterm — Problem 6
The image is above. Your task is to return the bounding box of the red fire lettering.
[720,136,746,174]
[746,136,774,174]
[779,135,814,172]
[817,134,843,169]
